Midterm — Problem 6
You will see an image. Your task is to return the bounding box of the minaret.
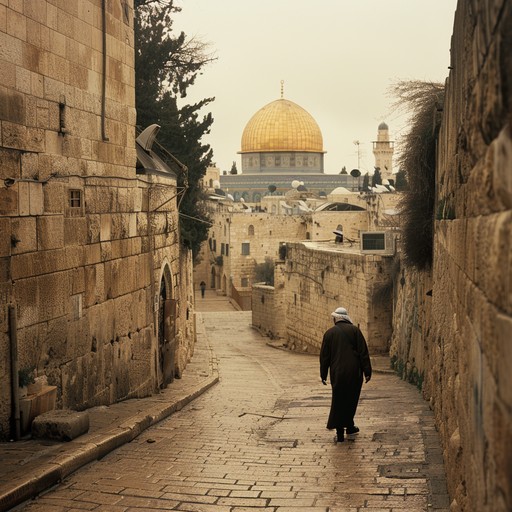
[372,122,394,183]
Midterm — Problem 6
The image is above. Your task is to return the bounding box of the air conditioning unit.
[360,231,395,255]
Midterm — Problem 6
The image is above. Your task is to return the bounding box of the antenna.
[353,140,362,169]
[280,80,284,98]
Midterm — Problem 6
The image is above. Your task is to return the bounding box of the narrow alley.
[16,292,449,511]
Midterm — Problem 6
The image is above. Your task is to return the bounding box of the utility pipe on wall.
[9,305,20,441]
[101,0,109,142]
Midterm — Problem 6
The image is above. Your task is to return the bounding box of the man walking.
[320,306,372,442]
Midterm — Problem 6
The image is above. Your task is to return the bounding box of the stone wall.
[281,242,393,354]
[252,262,287,339]
[194,203,392,297]
[0,1,194,439]
[390,1,512,510]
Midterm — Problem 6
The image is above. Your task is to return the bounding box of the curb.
[0,374,219,512]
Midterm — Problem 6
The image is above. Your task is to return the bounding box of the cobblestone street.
[17,296,449,511]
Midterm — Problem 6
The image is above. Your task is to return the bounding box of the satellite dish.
[212,180,220,189]
[240,197,245,203]
[291,180,300,189]
[382,179,390,185]
[350,169,361,178]
[227,194,234,201]
[299,181,304,186]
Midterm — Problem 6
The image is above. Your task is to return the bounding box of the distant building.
[219,92,360,198]
[372,122,394,183]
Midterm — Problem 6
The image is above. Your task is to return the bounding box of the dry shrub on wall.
[390,80,445,270]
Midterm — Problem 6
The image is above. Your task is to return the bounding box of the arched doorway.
[158,265,176,388]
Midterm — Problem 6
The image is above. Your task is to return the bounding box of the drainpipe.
[9,305,20,441]
[101,0,109,141]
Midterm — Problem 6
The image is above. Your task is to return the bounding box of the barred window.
[69,190,82,208]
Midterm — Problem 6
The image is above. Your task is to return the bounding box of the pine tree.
[362,172,370,191]
[230,161,238,175]
[135,0,216,259]
[371,167,382,187]
[394,169,408,190]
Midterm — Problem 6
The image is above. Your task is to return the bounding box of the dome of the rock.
[240,98,324,153]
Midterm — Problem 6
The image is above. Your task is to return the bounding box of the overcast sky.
[174,0,458,175]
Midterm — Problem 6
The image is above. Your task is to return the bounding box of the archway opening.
[158,266,176,388]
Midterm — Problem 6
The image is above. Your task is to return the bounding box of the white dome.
[329,186,353,195]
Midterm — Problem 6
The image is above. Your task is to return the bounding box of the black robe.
[320,320,372,429]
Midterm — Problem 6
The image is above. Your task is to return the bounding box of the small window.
[221,243,225,255]
[225,245,229,256]
[213,239,217,252]
[241,242,250,255]
[248,225,255,236]
[362,233,385,250]
[241,277,249,287]
[69,190,82,208]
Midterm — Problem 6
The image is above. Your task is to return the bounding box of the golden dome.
[240,98,324,153]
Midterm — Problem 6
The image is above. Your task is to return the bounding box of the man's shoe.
[346,426,360,440]
[334,435,344,443]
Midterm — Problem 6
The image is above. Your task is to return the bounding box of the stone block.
[25,126,45,152]
[44,129,61,155]
[0,218,10,257]
[64,217,87,246]
[2,121,27,150]
[37,215,64,250]
[493,125,512,210]
[86,214,100,243]
[29,181,43,215]
[32,408,89,441]
[0,61,15,90]
[38,271,68,321]
[17,181,29,215]
[15,66,31,97]
[20,150,38,178]
[43,182,64,213]
[11,216,36,254]
[0,187,18,215]
[100,214,111,241]
[85,263,104,307]
[0,147,21,179]
[0,30,22,65]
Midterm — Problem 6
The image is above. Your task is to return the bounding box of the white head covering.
[331,306,353,324]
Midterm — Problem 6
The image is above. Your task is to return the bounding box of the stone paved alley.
[14,292,449,511]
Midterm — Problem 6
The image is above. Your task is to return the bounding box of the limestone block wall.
[0,1,194,439]
[431,2,512,509]
[389,264,432,389]
[175,245,196,376]
[252,261,286,339]
[390,2,512,510]
[282,242,393,354]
